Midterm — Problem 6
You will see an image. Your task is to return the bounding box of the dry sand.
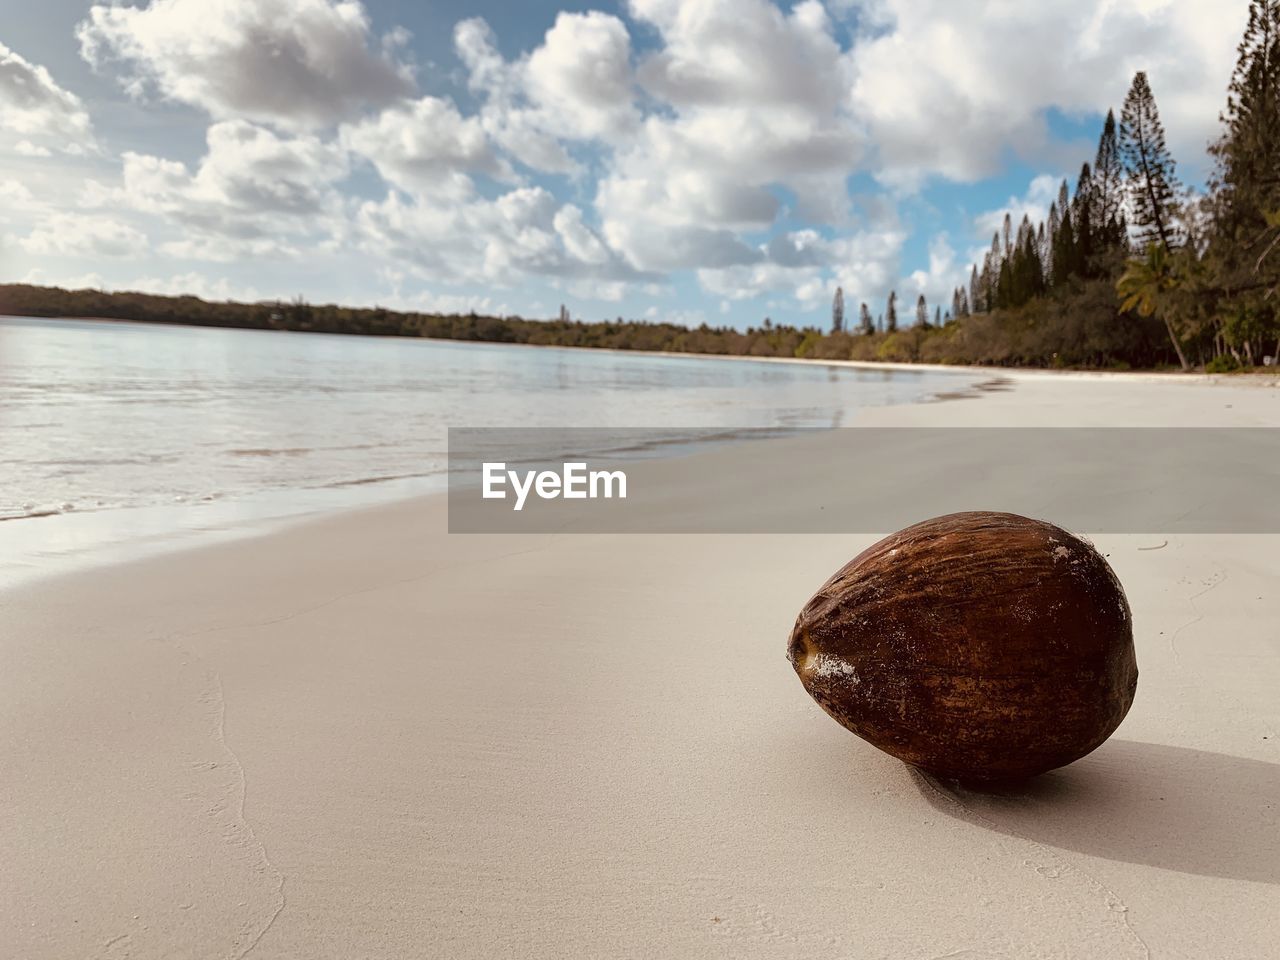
[3,371,1278,960]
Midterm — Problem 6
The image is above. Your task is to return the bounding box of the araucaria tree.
[886,291,898,332]
[1120,71,1183,251]
[832,286,845,333]
[916,294,929,327]
[858,302,874,335]
[1207,0,1280,356]
[1093,109,1128,251]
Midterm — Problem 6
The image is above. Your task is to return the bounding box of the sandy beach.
[3,371,1278,960]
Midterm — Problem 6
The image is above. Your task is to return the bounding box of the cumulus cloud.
[77,0,415,129]
[0,41,94,150]
[127,271,262,301]
[340,95,509,197]
[848,0,1248,186]
[0,179,40,210]
[526,12,637,140]
[694,216,909,312]
[974,174,1062,241]
[353,186,649,291]
[98,120,349,258]
[411,291,512,316]
[455,12,637,174]
[20,212,147,258]
[595,0,863,273]
[904,234,966,314]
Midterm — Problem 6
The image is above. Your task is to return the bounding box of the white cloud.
[631,0,848,113]
[77,0,415,129]
[553,205,611,266]
[566,279,629,302]
[20,268,107,289]
[20,212,147,258]
[85,120,349,260]
[18,267,260,301]
[13,140,53,157]
[848,0,1249,186]
[0,179,39,210]
[127,272,261,301]
[692,216,910,313]
[526,12,637,140]
[340,95,508,197]
[354,186,646,291]
[974,175,1062,241]
[594,0,863,273]
[455,12,637,174]
[0,41,94,151]
[830,220,909,311]
[904,234,966,316]
[414,291,512,315]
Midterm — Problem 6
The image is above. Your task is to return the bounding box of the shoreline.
[3,369,1277,959]
[0,333,989,590]
[13,312,1280,385]
[4,363,1277,593]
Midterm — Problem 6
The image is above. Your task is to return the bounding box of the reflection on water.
[0,316,975,581]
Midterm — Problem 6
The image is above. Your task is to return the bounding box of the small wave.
[0,508,64,522]
[311,470,442,489]
[30,454,180,467]
[0,502,82,522]
[227,447,312,458]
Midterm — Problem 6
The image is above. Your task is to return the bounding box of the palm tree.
[1117,243,1191,370]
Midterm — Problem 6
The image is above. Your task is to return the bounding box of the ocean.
[0,315,975,581]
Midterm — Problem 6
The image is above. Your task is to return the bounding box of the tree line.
[4,3,1277,372]
[853,0,1280,371]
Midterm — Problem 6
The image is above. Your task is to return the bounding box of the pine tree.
[886,291,898,332]
[1053,204,1077,288]
[1120,71,1183,250]
[934,305,942,326]
[1073,162,1096,275]
[969,265,981,314]
[1046,203,1060,282]
[996,252,1012,308]
[980,252,995,312]
[916,294,929,327]
[951,288,962,319]
[1036,223,1049,285]
[858,301,874,335]
[832,286,845,333]
[559,304,570,323]
[959,286,970,317]
[1094,109,1126,247]
[986,232,1002,308]
[1209,0,1280,311]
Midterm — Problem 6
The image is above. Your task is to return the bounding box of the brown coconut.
[788,511,1137,781]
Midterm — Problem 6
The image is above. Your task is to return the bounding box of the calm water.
[0,316,974,580]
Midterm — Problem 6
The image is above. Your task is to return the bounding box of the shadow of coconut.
[911,739,1279,885]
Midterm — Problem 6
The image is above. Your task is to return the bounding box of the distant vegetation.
[4,4,1278,372]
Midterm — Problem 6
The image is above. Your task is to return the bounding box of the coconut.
[788,512,1138,781]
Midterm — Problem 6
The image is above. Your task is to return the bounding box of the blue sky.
[0,0,1249,328]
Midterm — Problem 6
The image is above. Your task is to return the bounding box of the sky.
[0,0,1254,328]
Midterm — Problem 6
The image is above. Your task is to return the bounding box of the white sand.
[3,371,1278,959]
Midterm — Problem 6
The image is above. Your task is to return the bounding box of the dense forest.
[4,2,1278,372]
